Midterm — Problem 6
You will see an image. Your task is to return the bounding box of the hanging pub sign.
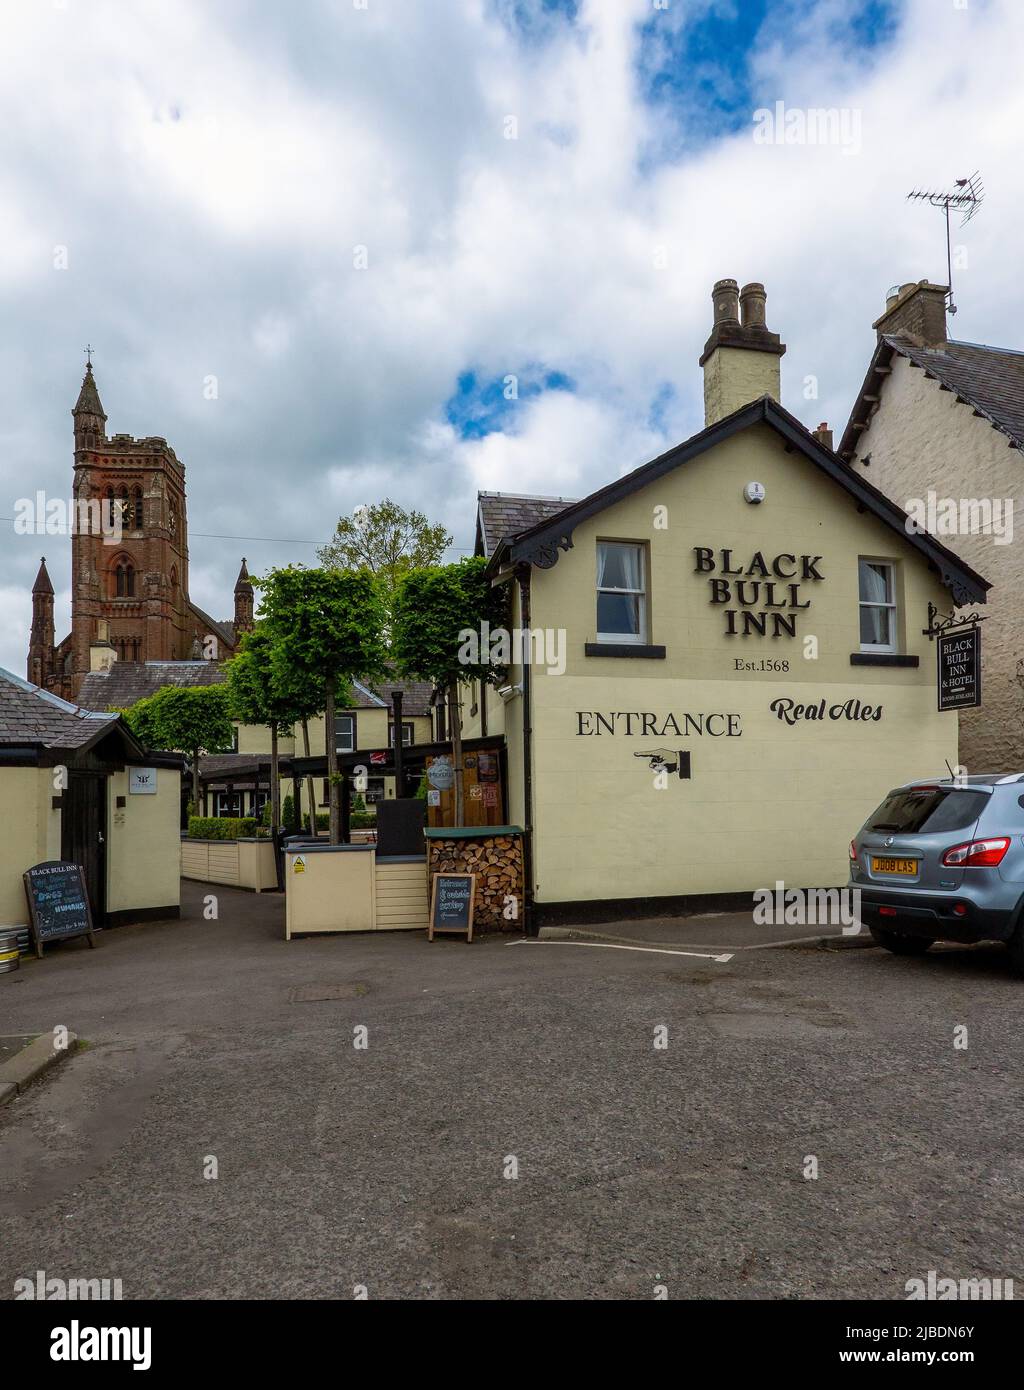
[23,861,97,958]
[937,626,981,711]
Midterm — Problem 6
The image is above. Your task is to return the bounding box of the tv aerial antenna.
[906,172,984,315]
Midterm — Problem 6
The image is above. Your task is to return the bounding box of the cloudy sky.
[1,0,1019,677]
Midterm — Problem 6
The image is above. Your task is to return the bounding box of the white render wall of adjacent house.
[850,352,1024,771]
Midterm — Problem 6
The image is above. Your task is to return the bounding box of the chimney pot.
[712,278,740,325]
[739,282,767,329]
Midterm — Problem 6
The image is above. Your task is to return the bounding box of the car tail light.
[879,906,896,916]
[941,837,1011,867]
[849,840,858,863]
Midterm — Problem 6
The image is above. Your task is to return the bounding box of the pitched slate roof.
[366,679,434,717]
[0,666,128,751]
[489,393,990,606]
[839,336,1024,461]
[476,491,578,559]
[76,660,225,712]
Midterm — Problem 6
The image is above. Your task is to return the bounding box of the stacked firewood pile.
[427,833,524,932]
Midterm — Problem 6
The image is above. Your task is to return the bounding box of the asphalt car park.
[1,882,1022,1300]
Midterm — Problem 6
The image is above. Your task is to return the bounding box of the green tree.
[317,499,452,609]
[123,685,234,810]
[257,565,387,844]
[225,624,306,836]
[392,557,509,826]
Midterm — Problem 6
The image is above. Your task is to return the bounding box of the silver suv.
[849,776,1024,973]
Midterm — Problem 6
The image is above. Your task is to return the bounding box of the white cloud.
[1,0,1021,677]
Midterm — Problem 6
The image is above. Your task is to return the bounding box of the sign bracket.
[922,602,988,641]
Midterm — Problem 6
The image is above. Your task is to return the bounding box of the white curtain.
[859,561,889,604]
[598,542,642,590]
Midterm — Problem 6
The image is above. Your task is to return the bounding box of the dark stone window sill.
[584,643,666,659]
[849,652,919,668]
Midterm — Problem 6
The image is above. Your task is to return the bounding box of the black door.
[61,772,108,925]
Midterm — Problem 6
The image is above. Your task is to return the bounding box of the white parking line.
[508,939,734,963]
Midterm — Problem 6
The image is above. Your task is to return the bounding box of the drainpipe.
[516,564,535,936]
[392,689,404,796]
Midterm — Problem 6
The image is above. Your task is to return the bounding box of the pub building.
[463,279,990,926]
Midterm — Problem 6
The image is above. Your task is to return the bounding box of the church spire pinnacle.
[73,358,107,451]
[234,557,254,634]
[32,555,54,595]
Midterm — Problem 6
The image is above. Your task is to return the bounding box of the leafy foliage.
[317,498,452,606]
[122,685,234,757]
[256,566,388,694]
[391,556,510,688]
[224,624,307,733]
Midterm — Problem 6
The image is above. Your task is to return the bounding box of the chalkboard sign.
[428,873,475,942]
[938,627,981,712]
[23,861,96,958]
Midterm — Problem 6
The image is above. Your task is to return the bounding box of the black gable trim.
[497,395,989,606]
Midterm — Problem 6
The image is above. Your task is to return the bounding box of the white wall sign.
[129,767,157,795]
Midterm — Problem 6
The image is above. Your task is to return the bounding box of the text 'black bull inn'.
[694,547,825,637]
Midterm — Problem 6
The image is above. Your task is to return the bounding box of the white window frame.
[336,714,355,754]
[388,721,414,748]
[596,541,647,645]
[858,559,897,654]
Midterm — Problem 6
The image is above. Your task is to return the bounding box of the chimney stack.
[812,422,833,451]
[700,278,786,426]
[872,279,948,348]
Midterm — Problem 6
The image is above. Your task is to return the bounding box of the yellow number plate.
[871,857,917,875]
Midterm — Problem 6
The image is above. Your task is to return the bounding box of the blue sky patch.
[445,367,576,440]
[636,0,901,168]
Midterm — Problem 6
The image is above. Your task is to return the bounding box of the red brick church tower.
[29,363,248,701]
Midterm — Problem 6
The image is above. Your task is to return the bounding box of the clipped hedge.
[188,816,258,841]
[313,811,376,831]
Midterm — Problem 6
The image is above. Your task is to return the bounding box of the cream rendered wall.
[704,346,781,426]
[0,768,57,926]
[107,767,181,914]
[522,423,956,905]
[236,724,296,755]
[459,679,506,742]
[502,582,526,828]
[850,353,1022,771]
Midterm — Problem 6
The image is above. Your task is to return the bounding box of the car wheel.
[869,925,932,955]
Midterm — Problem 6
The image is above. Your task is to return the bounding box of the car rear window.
[867,787,984,835]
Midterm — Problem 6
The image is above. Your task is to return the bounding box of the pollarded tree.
[123,684,235,811]
[257,565,387,844]
[225,624,308,836]
[392,557,510,826]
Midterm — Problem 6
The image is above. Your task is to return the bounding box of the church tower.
[29,362,241,701]
[68,362,192,690]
